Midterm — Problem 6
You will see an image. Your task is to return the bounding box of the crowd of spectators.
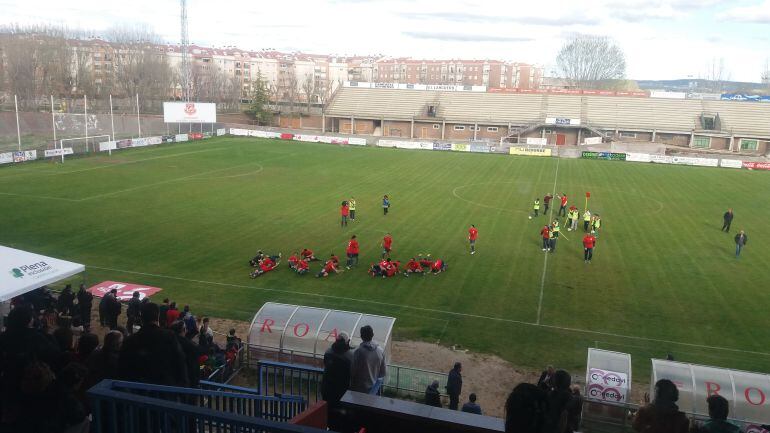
[0,287,242,433]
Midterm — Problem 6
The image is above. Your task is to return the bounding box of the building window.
[544,129,553,134]
[487,127,498,132]
[453,125,465,131]
[619,132,637,138]
[470,126,481,131]
[692,137,710,148]
[433,124,440,129]
[740,139,758,150]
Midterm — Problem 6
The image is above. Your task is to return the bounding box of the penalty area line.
[86,264,770,357]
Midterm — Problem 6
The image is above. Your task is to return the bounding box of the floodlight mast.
[181,0,191,102]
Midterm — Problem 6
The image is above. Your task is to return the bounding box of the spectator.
[98,291,110,327]
[104,289,122,330]
[126,292,142,335]
[425,380,442,408]
[505,383,549,433]
[566,385,583,433]
[321,332,353,404]
[76,284,93,332]
[226,328,242,351]
[55,362,90,433]
[171,321,203,388]
[159,299,170,327]
[52,326,77,371]
[76,333,99,363]
[462,393,482,415]
[690,395,740,433]
[86,330,123,388]
[544,369,572,433]
[538,365,555,391]
[14,360,61,433]
[183,306,198,339]
[446,362,463,410]
[117,302,189,387]
[350,325,387,393]
[166,302,181,327]
[198,317,214,348]
[633,379,689,433]
[58,284,75,317]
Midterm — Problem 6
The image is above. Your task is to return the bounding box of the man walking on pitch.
[382,195,390,216]
[557,193,568,217]
[583,209,592,232]
[550,221,560,253]
[567,206,579,231]
[540,225,551,252]
[346,235,359,269]
[468,224,478,255]
[349,197,357,221]
[533,198,541,217]
[734,230,748,258]
[722,208,733,232]
[340,201,349,228]
[382,233,393,258]
[583,232,596,263]
[543,193,553,215]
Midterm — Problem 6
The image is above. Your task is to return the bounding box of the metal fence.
[384,364,449,398]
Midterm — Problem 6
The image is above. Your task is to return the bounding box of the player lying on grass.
[294,258,309,275]
[249,250,281,267]
[316,255,343,278]
[301,248,320,262]
[418,255,434,269]
[368,258,400,278]
[250,256,280,278]
[288,252,301,270]
[403,258,425,277]
[430,258,447,275]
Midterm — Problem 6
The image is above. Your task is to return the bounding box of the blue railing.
[257,360,324,403]
[89,379,313,433]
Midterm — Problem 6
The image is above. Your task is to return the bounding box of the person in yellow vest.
[533,199,541,217]
[568,206,579,231]
[592,214,602,236]
[583,210,592,232]
[549,221,560,253]
[349,197,357,221]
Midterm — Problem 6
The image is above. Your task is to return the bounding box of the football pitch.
[1,137,769,380]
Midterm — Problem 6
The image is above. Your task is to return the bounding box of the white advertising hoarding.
[44,148,74,157]
[720,159,743,168]
[526,137,547,145]
[163,102,217,123]
[583,137,603,145]
[175,134,189,142]
[99,141,117,152]
[0,153,13,164]
[626,152,652,162]
[671,156,719,167]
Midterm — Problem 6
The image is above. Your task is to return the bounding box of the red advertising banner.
[87,281,163,301]
[280,133,294,140]
[742,161,770,170]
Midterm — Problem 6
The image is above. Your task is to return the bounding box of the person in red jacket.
[288,252,300,270]
[340,201,349,228]
[316,258,342,278]
[251,256,279,278]
[166,302,181,327]
[418,255,433,269]
[382,233,393,258]
[583,233,596,263]
[557,193,568,217]
[295,258,309,275]
[468,225,478,255]
[540,225,551,252]
[403,258,424,277]
[543,193,553,215]
[301,248,319,261]
[346,235,359,269]
[431,259,447,275]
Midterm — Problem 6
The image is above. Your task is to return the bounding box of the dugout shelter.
[247,302,395,367]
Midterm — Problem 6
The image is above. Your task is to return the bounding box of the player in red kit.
[295,259,309,275]
[340,201,349,228]
[346,235,359,269]
[583,233,596,263]
[430,259,447,275]
[301,248,319,261]
[557,193,568,217]
[382,233,393,258]
[468,225,478,255]
[316,257,343,277]
[288,252,300,270]
[250,256,279,278]
[540,225,551,252]
[543,193,553,215]
[403,258,424,277]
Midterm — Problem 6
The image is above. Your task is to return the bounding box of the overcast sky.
[2,0,769,82]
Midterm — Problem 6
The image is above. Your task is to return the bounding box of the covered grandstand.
[324,87,770,154]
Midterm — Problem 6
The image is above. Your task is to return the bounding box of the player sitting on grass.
[288,252,301,270]
[384,259,401,278]
[294,259,309,275]
[418,255,434,270]
[250,256,280,278]
[301,248,319,262]
[403,258,424,277]
[250,251,280,268]
[316,256,343,278]
[430,259,447,275]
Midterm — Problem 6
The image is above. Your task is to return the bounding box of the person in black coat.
[117,302,189,387]
[57,285,75,317]
[538,365,555,391]
[321,333,353,403]
[171,321,203,387]
[446,362,463,410]
[425,380,442,408]
[126,292,142,335]
[76,284,93,332]
[721,209,734,232]
[105,290,122,330]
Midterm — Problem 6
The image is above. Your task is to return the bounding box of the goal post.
[56,135,111,162]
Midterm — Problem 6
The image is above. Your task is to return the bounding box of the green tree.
[244,71,272,125]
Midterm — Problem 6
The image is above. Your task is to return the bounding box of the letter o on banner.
[745,387,767,406]
[293,323,310,338]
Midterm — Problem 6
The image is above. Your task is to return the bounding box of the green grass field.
[1,137,769,381]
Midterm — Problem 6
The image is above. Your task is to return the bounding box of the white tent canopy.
[0,245,85,302]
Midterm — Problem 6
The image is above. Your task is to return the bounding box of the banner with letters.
[670,156,719,167]
[451,143,470,152]
[99,141,117,151]
[87,280,162,301]
[148,136,162,145]
[525,137,547,145]
[216,128,227,136]
[509,147,552,156]
[175,134,189,142]
[0,152,13,164]
[587,368,629,403]
[470,144,490,153]
[163,102,217,123]
[743,161,770,170]
[12,151,37,162]
[44,148,74,158]
[582,151,627,161]
[583,137,603,145]
[720,159,743,168]
[433,142,452,151]
[625,152,652,163]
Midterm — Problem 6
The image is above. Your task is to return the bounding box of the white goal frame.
[58,135,111,162]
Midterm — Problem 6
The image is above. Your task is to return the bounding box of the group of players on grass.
[534,193,602,263]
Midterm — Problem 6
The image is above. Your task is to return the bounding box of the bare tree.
[703,57,730,93]
[761,59,769,89]
[556,34,626,88]
[301,74,315,112]
[279,67,299,112]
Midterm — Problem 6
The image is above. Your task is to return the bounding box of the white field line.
[87,264,770,357]
[537,156,560,324]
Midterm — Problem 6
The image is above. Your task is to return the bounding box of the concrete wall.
[383,120,412,137]
[340,119,374,135]
[414,121,443,139]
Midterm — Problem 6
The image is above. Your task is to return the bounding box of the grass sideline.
[0,136,768,380]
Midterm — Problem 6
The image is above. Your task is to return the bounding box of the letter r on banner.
[706,382,722,396]
[260,319,274,333]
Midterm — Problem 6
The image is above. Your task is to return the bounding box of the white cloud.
[721,0,770,23]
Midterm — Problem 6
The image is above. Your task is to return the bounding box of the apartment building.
[372,59,542,89]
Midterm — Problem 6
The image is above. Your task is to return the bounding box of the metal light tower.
[181,0,191,101]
